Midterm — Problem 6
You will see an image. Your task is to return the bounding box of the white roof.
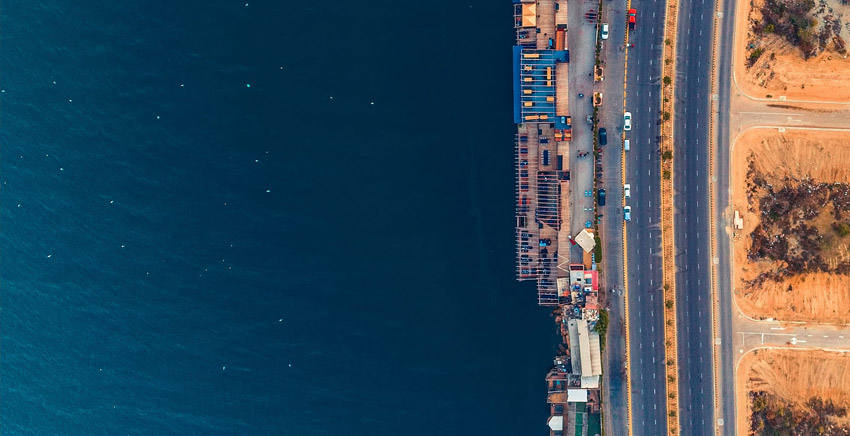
[577,319,593,378]
[568,389,589,403]
[588,331,603,376]
[547,415,564,431]
[574,229,596,253]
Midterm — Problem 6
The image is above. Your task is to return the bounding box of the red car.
[628,9,637,30]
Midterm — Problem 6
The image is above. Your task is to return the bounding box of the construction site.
[512,0,605,434]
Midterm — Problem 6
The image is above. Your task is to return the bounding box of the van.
[624,139,630,151]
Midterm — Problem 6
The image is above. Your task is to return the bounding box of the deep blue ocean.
[1,2,560,435]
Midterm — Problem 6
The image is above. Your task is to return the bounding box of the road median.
[659,0,681,433]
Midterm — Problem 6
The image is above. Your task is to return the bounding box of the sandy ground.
[731,128,850,324]
[736,349,850,435]
[734,0,850,102]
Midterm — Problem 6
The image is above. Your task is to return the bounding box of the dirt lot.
[731,128,850,324]
[734,0,850,102]
[737,349,850,435]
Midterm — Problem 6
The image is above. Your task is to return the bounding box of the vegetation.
[745,161,850,286]
[594,235,603,263]
[750,392,850,435]
[596,309,610,350]
[663,76,672,86]
[751,0,846,58]
[662,112,671,121]
[663,170,672,180]
[748,47,765,66]
[665,299,674,309]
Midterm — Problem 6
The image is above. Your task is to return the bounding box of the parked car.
[624,184,631,199]
[624,111,632,131]
[601,23,609,40]
[598,128,608,146]
[624,206,632,222]
[598,188,606,206]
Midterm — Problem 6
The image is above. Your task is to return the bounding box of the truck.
[628,9,637,30]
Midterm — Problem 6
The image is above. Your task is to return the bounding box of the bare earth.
[734,0,850,102]
[731,128,850,324]
[736,349,850,435]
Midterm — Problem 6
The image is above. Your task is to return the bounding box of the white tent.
[547,415,564,431]
[574,229,596,253]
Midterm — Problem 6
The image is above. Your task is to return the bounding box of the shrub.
[665,299,674,309]
[834,222,850,237]
[662,112,671,121]
[749,47,765,64]
[663,170,671,180]
[663,76,672,86]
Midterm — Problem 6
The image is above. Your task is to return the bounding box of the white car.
[624,111,632,131]
[624,206,632,222]
[601,23,609,40]
[624,184,631,199]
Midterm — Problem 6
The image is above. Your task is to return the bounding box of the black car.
[598,188,606,206]
[598,128,608,146]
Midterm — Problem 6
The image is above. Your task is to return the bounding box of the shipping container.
[523,53,540,59]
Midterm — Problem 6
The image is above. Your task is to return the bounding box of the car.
[601,23,609,40]
[623,112,632,131]
[624,184,631,199]
[586,115,593,125]
[598,128,608,146]
[624,206,632,222]
[598,188,606,206]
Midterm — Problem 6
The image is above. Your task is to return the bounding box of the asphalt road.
[672,0,721,432]
[596,1,629,435]
[621,0,668,433]
[714,0,737,432]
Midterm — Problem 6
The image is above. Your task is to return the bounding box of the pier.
[512,0,605,434]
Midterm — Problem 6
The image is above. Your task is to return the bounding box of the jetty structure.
[512,0,604,434]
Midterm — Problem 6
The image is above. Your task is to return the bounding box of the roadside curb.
[708,0,723,433]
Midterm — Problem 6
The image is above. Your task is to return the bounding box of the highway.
[714,0,737,431]
[620,0,667,432]
[672,0,719,430]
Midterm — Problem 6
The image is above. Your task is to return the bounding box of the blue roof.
[513,45,522,124]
